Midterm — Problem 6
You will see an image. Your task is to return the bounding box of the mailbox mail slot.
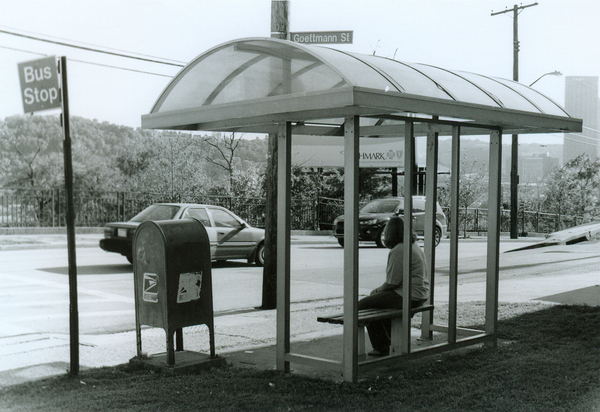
[133,218,214,365]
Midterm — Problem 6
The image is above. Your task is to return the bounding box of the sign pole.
[58,56,79,376]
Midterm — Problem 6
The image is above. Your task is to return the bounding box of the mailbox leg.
[166,330,175,366]
[209,323,216,358]
[136,323,142,357]
[175,328,183,351]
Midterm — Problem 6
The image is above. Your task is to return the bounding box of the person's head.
[383,216,417,249]
[383,216,404,249]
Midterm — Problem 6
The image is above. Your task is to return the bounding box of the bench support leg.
[358,326,365,355]
[390,319,403,355]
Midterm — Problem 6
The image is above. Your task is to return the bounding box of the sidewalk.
[0,232,598,387]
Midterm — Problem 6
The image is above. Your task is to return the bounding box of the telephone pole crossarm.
[491,2,538,16]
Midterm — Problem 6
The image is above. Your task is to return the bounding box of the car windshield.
[360,199,403,214]
[130,205,180,222]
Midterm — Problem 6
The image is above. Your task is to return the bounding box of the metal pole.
[59,56,79,376]
[401,121,415,355]
[276,122,292,372]
[449,126,461,344]
[485,130,503,347]
[342,115,360,382]
[421,123,439,340]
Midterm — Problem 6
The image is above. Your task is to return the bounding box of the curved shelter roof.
[142,37,581,136]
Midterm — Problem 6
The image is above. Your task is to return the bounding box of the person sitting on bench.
[358,216,430,356]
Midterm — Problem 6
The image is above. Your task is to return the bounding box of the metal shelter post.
[276,122,292,372]
[485,129,502,346]
[400,121,415,355]
[342,115,360,382]
[448,126,461,343]
[421,123,439,340]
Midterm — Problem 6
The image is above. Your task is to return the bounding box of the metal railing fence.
[442,207,585,235]
[0,187,587,234]
[0,188,340,231]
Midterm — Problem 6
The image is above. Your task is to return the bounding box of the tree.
[0,115,62,187]
[441,158,487,237]
[543,154,600,221]
[290,167,344,200]
[204,133,244,194]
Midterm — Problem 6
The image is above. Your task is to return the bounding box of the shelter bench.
[317,305,434,356]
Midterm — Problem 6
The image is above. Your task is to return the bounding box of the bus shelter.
[142,37,582,382]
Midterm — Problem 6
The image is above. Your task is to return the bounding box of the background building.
[518,154,560,183]
[563,76,599,162]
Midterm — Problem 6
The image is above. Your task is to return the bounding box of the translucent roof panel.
[342,52,454,99]
[147,37,577,134]
[407,63,501,106]
[491,78,568,116]
[307,47,398,92]
[153,39,349,113]
[453,71,541,112]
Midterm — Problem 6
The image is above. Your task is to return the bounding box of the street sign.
[18,56,61,113]
[290,31,353,44]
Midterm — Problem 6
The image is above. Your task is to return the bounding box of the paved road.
[0,234,598,386]
[2,236,599,335]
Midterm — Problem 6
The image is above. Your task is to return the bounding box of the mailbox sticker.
[177,272,202,303]
[143,273,159,303]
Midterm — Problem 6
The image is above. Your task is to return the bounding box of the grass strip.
[1,303,599,412]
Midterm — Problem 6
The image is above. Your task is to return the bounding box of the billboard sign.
[290,31,353,44]
[18,56,61,113]
[292,136,408,168]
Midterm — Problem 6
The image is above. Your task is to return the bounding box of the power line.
[563,133,600,147]
[69,58,175,78]
[0,44,176,78]
[0,25,186,64]
[583,126,600,134]
[0,27,186,68]
[0,44,46,56]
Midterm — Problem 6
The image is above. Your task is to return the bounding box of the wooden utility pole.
[261,0,289,309]
[492,3,538,239]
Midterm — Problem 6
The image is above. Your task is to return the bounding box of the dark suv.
[332,196,447,247]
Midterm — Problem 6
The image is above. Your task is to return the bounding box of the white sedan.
[100,203,265,265]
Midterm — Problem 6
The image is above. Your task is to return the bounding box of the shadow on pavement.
[38,264,132,275]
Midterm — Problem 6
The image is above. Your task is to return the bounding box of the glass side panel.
[309,47,398,91]
[490,78,569,116]
[455,71,541,112]
[347,54,454,100]
[410,64,501,106]
[153,40,348,113]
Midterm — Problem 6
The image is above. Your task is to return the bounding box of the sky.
[1,0,599,145]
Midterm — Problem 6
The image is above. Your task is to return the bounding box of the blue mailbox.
[133,218,214,366]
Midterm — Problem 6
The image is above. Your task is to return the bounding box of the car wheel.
[255,242,265,266]
[337,238,344,247]
[435,227,442,247]
[375,227,386,248]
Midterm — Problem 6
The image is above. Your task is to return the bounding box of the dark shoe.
[368,349,389,357]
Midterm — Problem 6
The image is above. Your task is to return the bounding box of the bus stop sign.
[18,56,61,113]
